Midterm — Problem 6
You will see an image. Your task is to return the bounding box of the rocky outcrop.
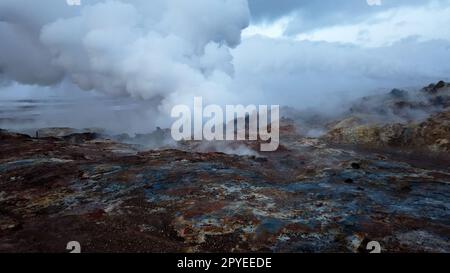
[324,81,450,154]
[325,111,450,153]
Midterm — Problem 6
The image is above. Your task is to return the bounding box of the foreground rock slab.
[0,129,449,253]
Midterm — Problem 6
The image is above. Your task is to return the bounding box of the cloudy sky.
[1,0,450,131]
[246,0,450,46]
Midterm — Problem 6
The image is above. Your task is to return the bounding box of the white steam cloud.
[1,0,249,105]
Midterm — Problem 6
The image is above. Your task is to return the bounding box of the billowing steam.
[1,0,249,105]
[1,0,450,133]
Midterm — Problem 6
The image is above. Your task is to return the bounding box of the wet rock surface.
[0,125,449,253]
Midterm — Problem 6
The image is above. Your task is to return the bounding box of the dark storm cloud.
[248,0,435,33]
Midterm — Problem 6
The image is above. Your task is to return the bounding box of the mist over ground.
[1,0,450,134]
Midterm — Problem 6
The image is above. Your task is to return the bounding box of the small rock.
[435,80,446,89]
[344,178,354,184]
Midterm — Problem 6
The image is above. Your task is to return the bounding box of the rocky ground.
[0,82,449,253]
